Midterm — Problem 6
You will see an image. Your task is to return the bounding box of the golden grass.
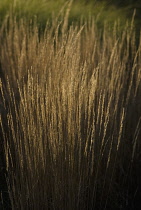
[0,11,141,209]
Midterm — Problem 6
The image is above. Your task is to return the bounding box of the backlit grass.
[0,8,141,209]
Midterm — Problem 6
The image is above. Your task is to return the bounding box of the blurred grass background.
[0,0,141,33]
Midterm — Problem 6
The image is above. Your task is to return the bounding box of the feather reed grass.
[0,11,141,209]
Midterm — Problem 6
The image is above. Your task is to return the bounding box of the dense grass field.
[0,1,141,210]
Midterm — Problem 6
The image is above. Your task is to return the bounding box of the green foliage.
[0,0,133,33]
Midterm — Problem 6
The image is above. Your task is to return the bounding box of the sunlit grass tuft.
[0,10,141,209]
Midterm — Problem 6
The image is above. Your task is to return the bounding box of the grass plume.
[0,12,141,209]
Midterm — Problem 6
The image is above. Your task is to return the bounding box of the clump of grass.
[0,9,141,209]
